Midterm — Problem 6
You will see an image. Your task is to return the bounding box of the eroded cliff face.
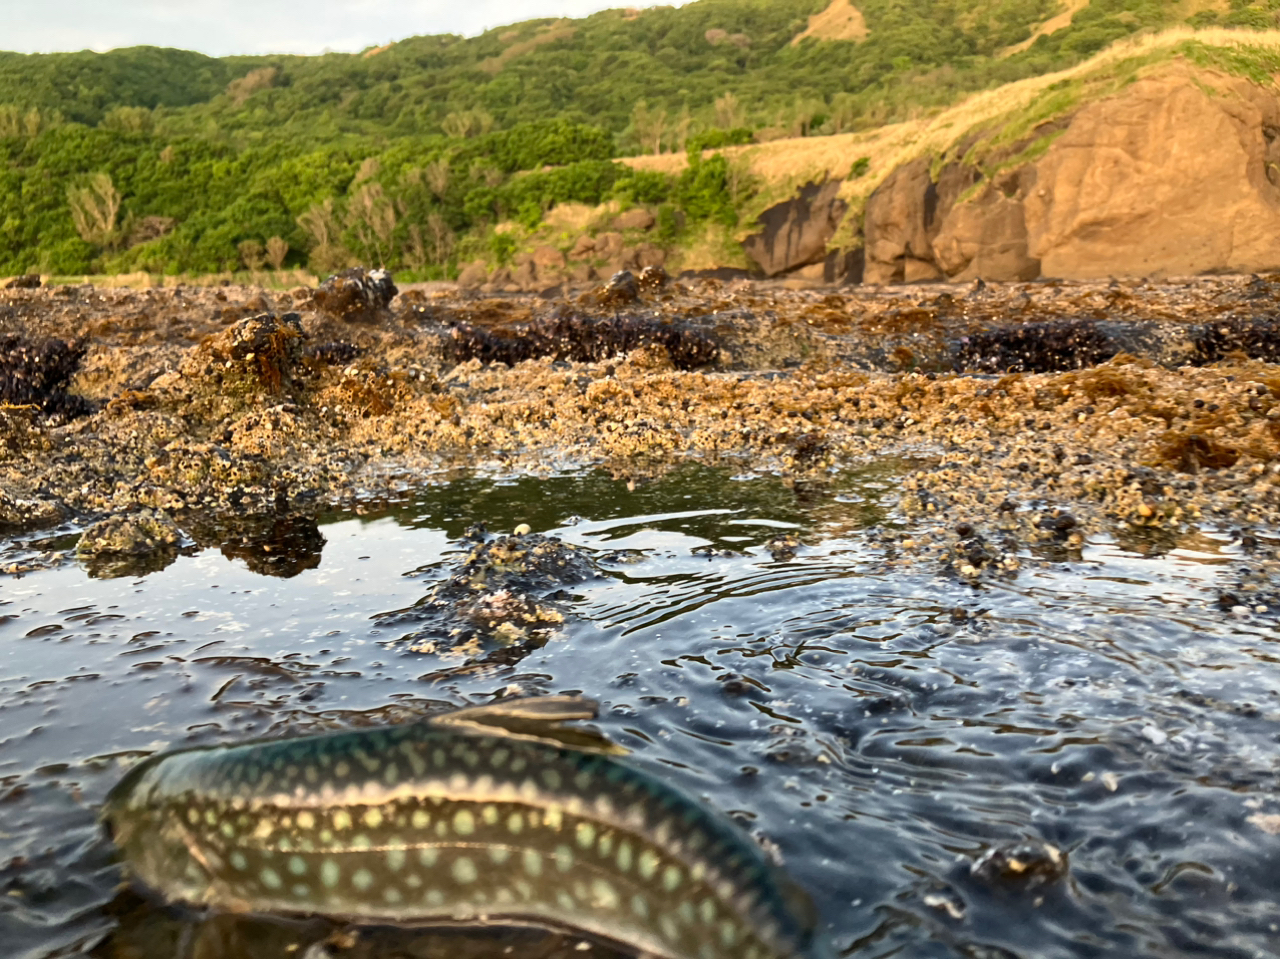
[864,67,1280,283]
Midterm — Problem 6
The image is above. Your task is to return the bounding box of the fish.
[102,697,830,959]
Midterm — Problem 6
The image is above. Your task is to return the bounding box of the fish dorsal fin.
[428,696,628,755]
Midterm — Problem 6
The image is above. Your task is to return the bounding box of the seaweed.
[443,312,719,370]
[952,319,1115,373]
[0,334,92,418]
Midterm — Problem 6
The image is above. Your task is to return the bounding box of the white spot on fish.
[590,878,620,909]
[523,848,542,877]
[454,809,476,836]
[554,845,574,872]
[352,868,374,892]
[363,808,383,829]
[260,867,282,890]
[321,860,340,889]
[639,849,660,880]
[452,856,478,884]
[418,847,439,867]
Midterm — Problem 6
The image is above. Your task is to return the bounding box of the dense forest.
[0,0,1278,278]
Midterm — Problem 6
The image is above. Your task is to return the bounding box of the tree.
[238,238,266,270]
[714,92,743,130]
[67,172,122,247]
[266,236,289,269]
[346,183,396,265]
[632,100,668,156]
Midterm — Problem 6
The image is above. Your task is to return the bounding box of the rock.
[456,261,488,290]
[598,270,639,307]
[1025,68,1280,278]
[903,257,943,283]
[312,267,397,321]
[865,65,1280,282]
[569,235,596,259]
[513,259,538,292]
[638,265,669,292]
[77,509,181,557]
[595,232,625,260]
[484,266,516,292]
[181,312,304,395]
[863,159,941,284]
[2,274,41,290]
[569,263,598,285]
[531,245,567,273]
[613,208,656,232]
[0,489,64,530]
[743,178,847,277]
[971,840,1068,892]
[634,243,666,269]
[76,509,182,579]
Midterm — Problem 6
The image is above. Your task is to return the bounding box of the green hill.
[0,0,1277,278]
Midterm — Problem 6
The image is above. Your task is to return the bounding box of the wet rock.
[377,529,602,654]
[637,265,669,292]
[743,178,846,277]
[2,274,41,290]
[181,312,304,395]
[443,312,718,371]
[303,341,363,369]
[598,270,639,307]
[0,489,65,531]
[76,509,182,578]
[613,208,655,232]
[312,268,397,322]
[0,334,92,418]
[970,840,1068,892]
[569,235,596,259]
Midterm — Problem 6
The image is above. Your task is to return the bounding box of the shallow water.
[2,464,1279,959]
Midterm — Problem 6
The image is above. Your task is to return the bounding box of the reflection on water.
[1,463,1278,959]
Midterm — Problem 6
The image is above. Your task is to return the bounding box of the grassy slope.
[620,26,1280,262]
[3,2,1280,278]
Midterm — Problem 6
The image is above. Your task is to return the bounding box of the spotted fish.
[103,697,829,959]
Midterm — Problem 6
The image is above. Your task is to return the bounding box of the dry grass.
[791,0,868,46]
[1000,0,1089,58]
[479,23,576,75]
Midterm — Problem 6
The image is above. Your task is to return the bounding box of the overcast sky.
[0,1,683,56]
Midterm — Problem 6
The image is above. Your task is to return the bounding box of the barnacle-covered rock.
[76,509,182,578]
[179,312,304,397]
[313,267,398,322]
[376,528,602,656]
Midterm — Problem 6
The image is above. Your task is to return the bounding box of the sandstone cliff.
[863,65,1280,283]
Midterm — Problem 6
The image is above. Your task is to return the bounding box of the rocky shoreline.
[3,270,1280,606]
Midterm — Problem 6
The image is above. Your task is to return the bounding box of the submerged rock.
[376,527,603,656]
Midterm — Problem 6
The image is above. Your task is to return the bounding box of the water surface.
[1,464,1278,959]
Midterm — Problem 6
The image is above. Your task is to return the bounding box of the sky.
[0,1,684,56]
